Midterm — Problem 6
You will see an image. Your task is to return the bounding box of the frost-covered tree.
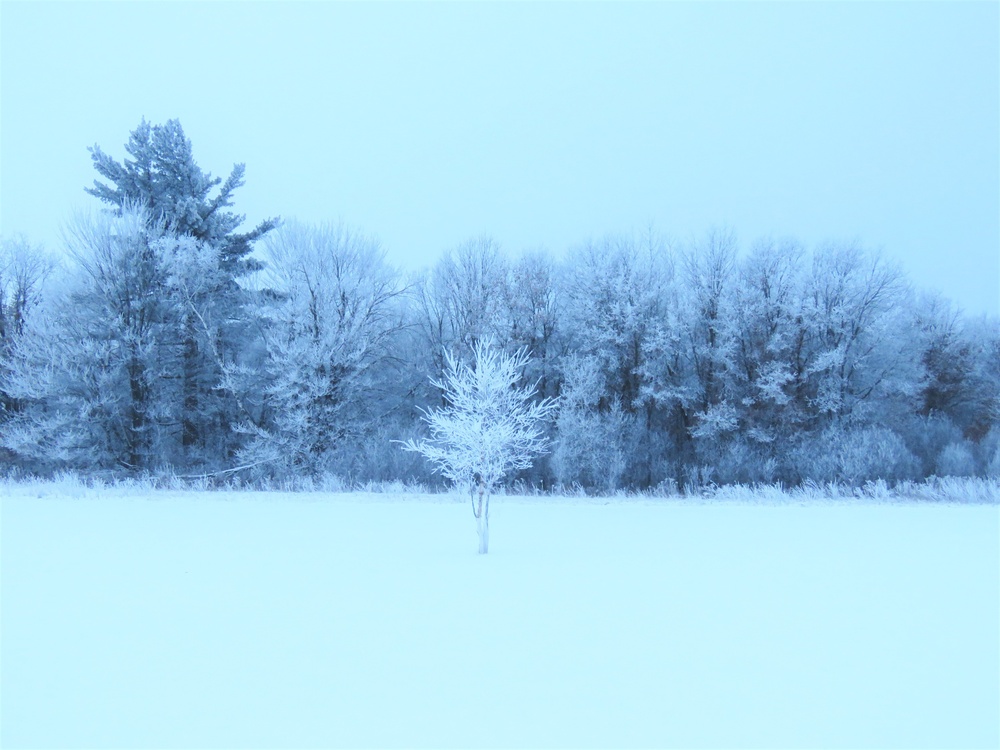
[559,232,673,487]
[966,317,1000,444]
[796,242,912,425]
[561,234,671,413]
[679,227,739,417]
[0,206,270,475]
[2,208,172,471]
[504,251,563,400]
[400,341,557,553]
[86,119,277,466]
[0,237,52,447]
[911,301,1000,450]
[414,237,510,383]
[240,221,407,479]
[913,295,974,419]
[703,238,803,482]
[551,354,633,491]
[728,239,802,434]
[87,118,277,274]
[0,237,51,347]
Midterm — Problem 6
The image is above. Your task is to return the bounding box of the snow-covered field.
[2,481,998,749]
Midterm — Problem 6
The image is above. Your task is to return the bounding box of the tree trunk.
[182,319,199,453]
[476,492,490,554]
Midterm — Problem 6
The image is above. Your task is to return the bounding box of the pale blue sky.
[2,1,997,314]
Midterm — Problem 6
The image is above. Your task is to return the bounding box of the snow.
[2,483,998,748]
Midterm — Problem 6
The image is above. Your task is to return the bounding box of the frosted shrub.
[986,445,1000,480]
[697,435,779,486]
[977,427,1000,479]
[681,464,717,495]
[936,441,977,478]
[899,414,964,477]
[342,417,438,486]
[792,426,920,486]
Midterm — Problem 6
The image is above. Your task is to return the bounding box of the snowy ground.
[2,482,998,749]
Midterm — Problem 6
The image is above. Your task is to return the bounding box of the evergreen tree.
[87,119,275,275]
[86,119,277,468]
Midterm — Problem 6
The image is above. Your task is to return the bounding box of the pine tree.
[86,119,277,468]
[87,119,276,275]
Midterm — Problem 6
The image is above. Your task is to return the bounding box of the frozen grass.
[698,477,1000,505]
[3,471,997,502]
[2,482,998,749]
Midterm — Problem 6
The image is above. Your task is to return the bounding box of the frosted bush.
[682,464,717,495]
[899,414,964,477]
[700,436,779,486]
[936,441,977,478]
[791,426,920,486]
[986,445,1000,480]
[977,427,1000,479]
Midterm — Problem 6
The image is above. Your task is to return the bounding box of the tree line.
[1,119,998,489]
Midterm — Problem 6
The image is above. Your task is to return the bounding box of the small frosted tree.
[400,340,557,553]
